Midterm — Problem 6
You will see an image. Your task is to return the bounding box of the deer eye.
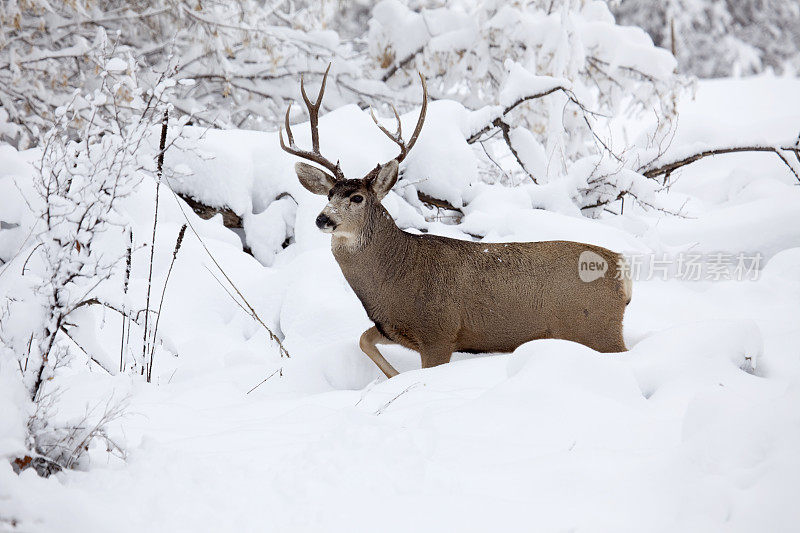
[350,194,363,203]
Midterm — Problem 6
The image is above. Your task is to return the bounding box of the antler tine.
[279,125,343,180]
[401,72,428,160]
[370,106,402,142]
[283,105,295,147]
[279,63,344,181]
[372,72,428,167]
[300,63,331,153]
[390,105,402,139]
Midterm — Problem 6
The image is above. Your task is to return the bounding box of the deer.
[279,65,632,379]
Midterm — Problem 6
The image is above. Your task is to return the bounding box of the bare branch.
[381,45,425,83]
[490,118,538,183]
[467,85,604,145]
[641,145,800,182]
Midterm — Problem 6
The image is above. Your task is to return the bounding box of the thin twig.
[71,298,168,347]
[58,326,113,375]
[20,242,43,276]
[491,118,538,183]
[246,367,282,394]
[120,228,132,372]
[381,45,425,82]
[123,228,132,293]
[374,383,422,415]
[479,141,511,182]
[467,85,606,144]
[203,265,252,318]
[354,377,381,407]
[119,313,127,373]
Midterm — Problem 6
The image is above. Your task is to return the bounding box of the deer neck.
[331,202,413,299]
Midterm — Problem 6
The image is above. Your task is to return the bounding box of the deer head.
[280,64,427,242]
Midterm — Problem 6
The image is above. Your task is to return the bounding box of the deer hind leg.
[604,305,629,352]
[581,314,628,353]
[593,330,627,353]
[359,326,399,379]
[607,323,628,353]
[420,345,454,369]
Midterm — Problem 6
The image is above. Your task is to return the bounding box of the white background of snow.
[0,76,799,532]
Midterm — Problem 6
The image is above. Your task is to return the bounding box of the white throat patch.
[332,230,360,248]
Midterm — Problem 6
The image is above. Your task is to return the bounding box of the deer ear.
[295,162,337,195]
[369,160,398,200]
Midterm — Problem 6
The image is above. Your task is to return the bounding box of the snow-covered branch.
[641,143,800,182]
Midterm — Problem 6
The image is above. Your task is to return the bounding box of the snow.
[0,363,27,458]
[1,76,800,531]
[643,75,800,166]
[644,76,800,261]
[579,21,677,80]
[104,57,128,73]
[370,1,430,60]
[657,191,800,261]
[402,100,478,208]
[498,60,571,109]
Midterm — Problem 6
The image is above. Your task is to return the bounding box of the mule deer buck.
[280,65,632,378]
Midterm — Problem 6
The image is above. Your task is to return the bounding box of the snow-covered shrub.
[0,34,175,473]
[611,0,800,78]
[0,0,355,148]
[368,0,687,212]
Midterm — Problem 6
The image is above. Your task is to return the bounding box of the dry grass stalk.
[148,223,186,377]
[143,109,169,382]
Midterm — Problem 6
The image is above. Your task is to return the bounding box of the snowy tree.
[611,0,800,78]
[368,0,686,211]
[0,0,363,148]
[0,0,689,214]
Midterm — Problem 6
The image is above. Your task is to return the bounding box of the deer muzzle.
[315,213,336,232]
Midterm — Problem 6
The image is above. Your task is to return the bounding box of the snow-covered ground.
[1,76,799,532]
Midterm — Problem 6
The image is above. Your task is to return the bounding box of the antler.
[370,72,428,166]
[279,63,345,181]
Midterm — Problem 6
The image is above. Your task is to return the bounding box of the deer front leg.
[359,326,399,378]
